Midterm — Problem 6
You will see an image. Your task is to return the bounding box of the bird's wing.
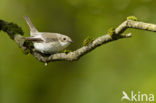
[24,37,43,42]
[42,33,59,43]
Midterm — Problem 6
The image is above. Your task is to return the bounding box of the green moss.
[22,49,31,55]
[127,16,138,21]
[147,25,153,30]
[2,22,24,39]
[0,20,6,30]
[63,49,72,54]
[107,27,122,39]
[23,40,34,54]
[107,27,115,36]
[83,36,94,46]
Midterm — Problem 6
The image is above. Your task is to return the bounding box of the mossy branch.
[0,16,156,63]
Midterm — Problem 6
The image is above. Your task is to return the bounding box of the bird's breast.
[33,42,67,54]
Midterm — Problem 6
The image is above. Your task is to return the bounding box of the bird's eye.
[63,37,66,40]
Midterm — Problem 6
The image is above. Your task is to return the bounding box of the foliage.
[127,16,138,21]
[107,27,115,36]
[63,49,72,54]
[83,36,95,46]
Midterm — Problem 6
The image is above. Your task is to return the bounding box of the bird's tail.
[24,16,38,36]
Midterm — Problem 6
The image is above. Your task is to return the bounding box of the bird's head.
[58,34,72,47]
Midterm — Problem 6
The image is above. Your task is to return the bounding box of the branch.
[0,16,156,63]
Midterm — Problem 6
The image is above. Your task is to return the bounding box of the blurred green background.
[0,0,156,103]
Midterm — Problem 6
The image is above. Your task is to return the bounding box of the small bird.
[24,16,72,54]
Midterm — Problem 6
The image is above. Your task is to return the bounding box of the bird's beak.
[69,40,73,43]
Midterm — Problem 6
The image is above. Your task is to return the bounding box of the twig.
[0,17,156,63]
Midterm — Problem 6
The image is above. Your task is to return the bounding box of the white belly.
[34,42,69,54]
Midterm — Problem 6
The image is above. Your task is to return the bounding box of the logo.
[121,91,154,102]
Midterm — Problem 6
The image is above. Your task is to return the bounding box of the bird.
[24,16,72,54]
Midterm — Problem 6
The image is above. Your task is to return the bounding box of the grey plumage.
[24,33,59,43]
[24,37,43,42]
[24,16,38,35]
[42,33,59,42]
